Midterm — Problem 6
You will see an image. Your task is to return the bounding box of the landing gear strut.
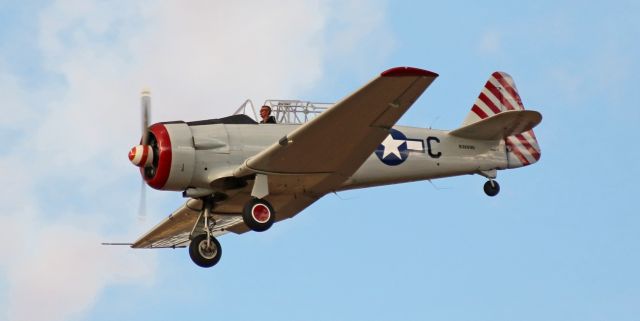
[242,198,275,232]
[189,198,222,268]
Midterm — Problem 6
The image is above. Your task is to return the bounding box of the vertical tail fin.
[462,72,541,168]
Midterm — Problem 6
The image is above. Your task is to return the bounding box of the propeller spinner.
[128,144,154,167]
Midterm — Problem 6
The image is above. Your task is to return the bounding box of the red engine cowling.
[137,122,196,191]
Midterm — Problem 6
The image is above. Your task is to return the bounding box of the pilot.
[259,105,277,124]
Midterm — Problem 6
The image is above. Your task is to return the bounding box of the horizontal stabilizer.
[449,109,542,140]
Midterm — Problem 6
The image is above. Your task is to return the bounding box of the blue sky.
[1,1,639,321]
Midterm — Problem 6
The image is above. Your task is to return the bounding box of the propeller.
[138,179,146,222]
[141,89,150,145]
[138,88,151,222]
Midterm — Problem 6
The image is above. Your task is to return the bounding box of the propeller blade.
[139,88,151,223]
[138,176,147,222]
[141,88,151,145]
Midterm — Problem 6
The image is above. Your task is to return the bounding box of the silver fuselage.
[186,123,508,191]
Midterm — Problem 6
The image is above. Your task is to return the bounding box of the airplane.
[120,67,542,268]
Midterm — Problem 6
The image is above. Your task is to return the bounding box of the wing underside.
[131,184,320,248]
[131,199,240,248]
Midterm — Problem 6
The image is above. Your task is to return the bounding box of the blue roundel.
[375,129,409,166]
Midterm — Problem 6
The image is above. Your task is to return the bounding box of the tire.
[188,234,222,268]
[242,198,275,232]
[483,180,500,197]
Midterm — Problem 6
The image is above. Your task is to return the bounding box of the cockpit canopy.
[234,99,332,124]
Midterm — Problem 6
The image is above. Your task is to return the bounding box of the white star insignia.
[381,135,404,159]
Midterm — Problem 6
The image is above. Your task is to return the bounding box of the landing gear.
[188,197,222,268]
[186,196,275,267]
[189,234,222,268]
[242,198,275,232]
[478,170,500,197]
[483,180,500,197]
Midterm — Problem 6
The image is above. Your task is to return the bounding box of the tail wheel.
[189,234,222,268]
[483,180,500,197]
[242,198,275,232]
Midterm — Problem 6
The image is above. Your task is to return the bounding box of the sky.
[0,1,639,320]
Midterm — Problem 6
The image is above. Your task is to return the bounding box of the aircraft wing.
[131,199,235,248]
[131,191,320,248]
[234,67,438,193]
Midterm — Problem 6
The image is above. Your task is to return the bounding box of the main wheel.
[242,198,275,232]
[189,234,222,268]
[483,180,500,197]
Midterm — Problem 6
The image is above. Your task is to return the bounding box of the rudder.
[462,72,541,168]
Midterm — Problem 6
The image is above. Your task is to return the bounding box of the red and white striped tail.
[462,72,541,168]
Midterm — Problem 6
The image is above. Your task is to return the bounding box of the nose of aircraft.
[128,145,154,167]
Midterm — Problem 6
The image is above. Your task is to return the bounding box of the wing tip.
[381,66,438,78]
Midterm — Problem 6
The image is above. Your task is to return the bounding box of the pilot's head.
[260,105,271,119]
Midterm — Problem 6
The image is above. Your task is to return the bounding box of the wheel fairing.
[251,204,271,223]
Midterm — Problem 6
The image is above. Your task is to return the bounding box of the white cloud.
[0,1,393,320]
[3,216,155,321]
[31,0,332,169]
[0,154,154,321]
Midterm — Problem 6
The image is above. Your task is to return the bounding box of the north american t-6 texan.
[116,67,542,268]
